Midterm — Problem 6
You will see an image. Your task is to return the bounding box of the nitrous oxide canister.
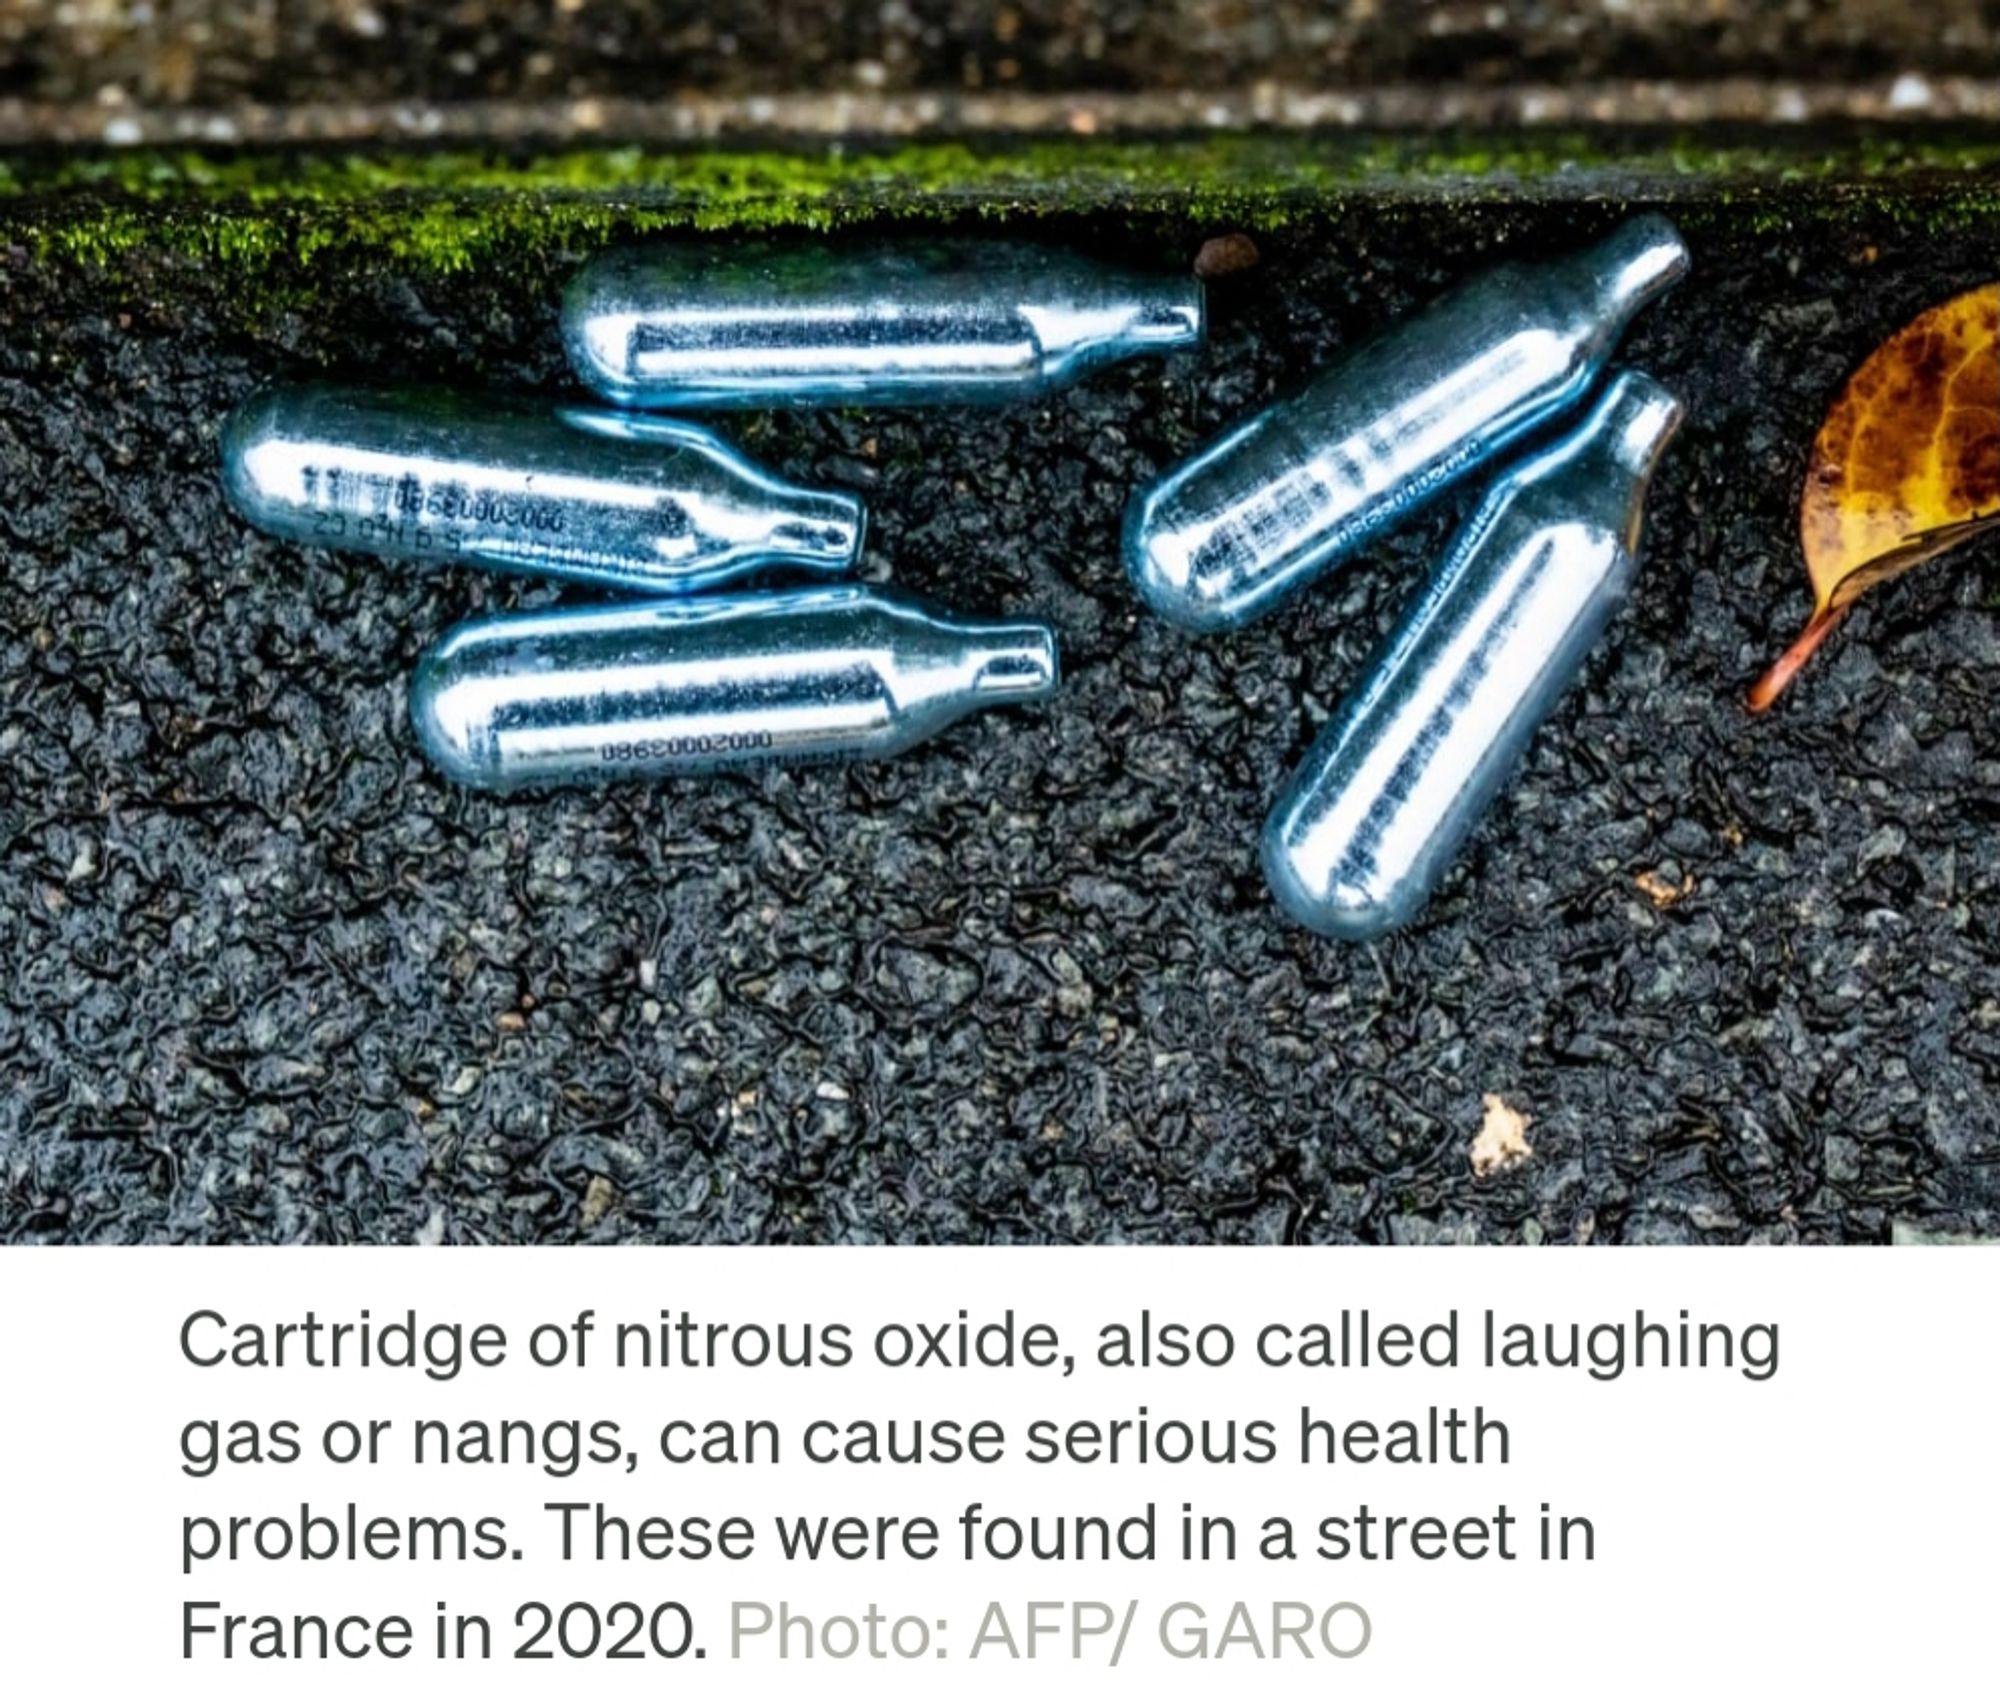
[221,383,865,594]
[409,585,1060,793]
[562,239,1205,410]
[1261,369,1684,941]
[1125,215,1690,631]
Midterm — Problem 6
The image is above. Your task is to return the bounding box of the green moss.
[7,131,1999,320]
[16,131,2000,203]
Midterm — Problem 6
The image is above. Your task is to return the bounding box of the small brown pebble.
[580,1174,618,1231]
[1469,1094,1533,1179]
[1194,233,1261,279]
[1635,869,1697,909]
[497,1009,527,1033]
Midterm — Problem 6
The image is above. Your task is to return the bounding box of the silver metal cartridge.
[1126,214,1690,632]
[562,239,1205,410]
[1261,369,1684,941]
[221,383,865,594]
[410,585,1059,793]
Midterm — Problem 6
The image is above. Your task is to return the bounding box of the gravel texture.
[2,188,1998,1245]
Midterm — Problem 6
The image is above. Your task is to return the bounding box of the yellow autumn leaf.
[1747,282,2000,712]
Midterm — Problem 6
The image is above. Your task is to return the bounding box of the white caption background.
[0,1247,1990,1705]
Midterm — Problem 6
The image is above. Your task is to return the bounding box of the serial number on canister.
[298,467,568,534]
[599,732,776,763]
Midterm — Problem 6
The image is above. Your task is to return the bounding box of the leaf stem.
[1746,605,1848,713]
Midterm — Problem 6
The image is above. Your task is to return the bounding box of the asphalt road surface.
[3,190,1997,1243]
